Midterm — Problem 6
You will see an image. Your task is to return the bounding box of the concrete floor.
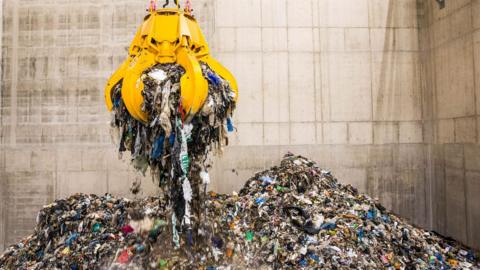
[1,0,480,251]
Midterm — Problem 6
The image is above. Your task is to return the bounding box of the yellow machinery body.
[105,6,238,123]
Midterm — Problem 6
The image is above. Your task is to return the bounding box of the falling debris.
[1,154,478,269]
[109,62,236,242]
[101,2,239,258]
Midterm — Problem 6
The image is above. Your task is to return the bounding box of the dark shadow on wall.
[416,0,480,249]
[367,0,429,230]
[0,173,5,252]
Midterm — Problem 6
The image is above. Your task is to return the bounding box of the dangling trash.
[109,62,236,242]
[226,117,235,132]
[148,69,167,82]
[1,155,479,269]
[105,0,238,249]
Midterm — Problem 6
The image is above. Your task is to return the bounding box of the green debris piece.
[246,231,254,241]
[327,229,337,236]
[180,154,190,174]
[133,155,149,176]
[273,239,279,256]
[158,259,168,268]
[92,223,102,233]
[261,236,268,244]
[124,132,133,150]
[149,219,167,238]
[178,120,190,175]
[275,185,287,192]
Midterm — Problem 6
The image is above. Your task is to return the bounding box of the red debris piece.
[121,225,134,236]
[117,250,130,264]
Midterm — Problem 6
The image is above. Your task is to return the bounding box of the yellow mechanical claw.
[122,50,157,122]
[105,26,143,111]
[104,59,128,112]
[177,39,209,117]
[104,5,237,123]
[181,11,238,101]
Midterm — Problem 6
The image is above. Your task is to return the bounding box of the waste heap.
[1,154,479,269]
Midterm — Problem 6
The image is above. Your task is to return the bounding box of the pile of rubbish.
[1,154,479,269]
[109,62,236,238]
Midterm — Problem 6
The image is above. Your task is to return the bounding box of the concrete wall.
[210,0,428,230]
[0,0,3,252]
[419,0,480,249]
[0,0,477,251]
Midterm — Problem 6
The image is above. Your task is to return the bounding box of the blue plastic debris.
[320,223,336,230]
[207,72,221,86]
[357,228,364,241]
[135,244,145,253]
[299,258,308,267]
[367,209,376,220]
[66,233,79,246]
[435,252,443,262]
[467,251,476,261]
[114,96,121,108]
[260,176,273,185]
[381,215,390,223]
[309,253,320,263]
[151,136,165,159]
[226,117,234,132]
[211,235,224,249]
[169,133,175,146]
[36,250,44,260]
[187,229,194,247]
[255,197,266,205]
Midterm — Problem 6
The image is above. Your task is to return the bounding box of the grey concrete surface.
[0,0,479,251]
[419,0,480,248]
